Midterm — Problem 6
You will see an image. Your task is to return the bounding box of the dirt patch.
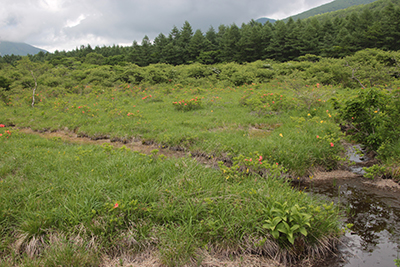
[101,249,281,267]
[363,177,400,191]
[18,128,400,192]
[19,128,189,159]
[311,170,360,181]
[304,170,400,192]
[18,128,220,167]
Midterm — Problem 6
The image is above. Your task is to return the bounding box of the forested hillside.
[284,0,379,21]
[0,0,399,67]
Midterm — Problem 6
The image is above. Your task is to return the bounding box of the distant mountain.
[0,41,47,56]
[255,17,277,24]
[283,0,379,21]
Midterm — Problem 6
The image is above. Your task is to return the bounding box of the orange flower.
[113,203,119,209]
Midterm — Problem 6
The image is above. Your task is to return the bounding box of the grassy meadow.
[1,49,400,266]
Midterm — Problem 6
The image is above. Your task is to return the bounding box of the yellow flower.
[307,113,311,116]
[374,110,378,113]
[279,133,283,137]
[320,120,323,123]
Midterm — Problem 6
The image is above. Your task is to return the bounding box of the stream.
[307,145,400,266]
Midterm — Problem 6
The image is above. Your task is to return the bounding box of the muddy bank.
[18,128,400,192]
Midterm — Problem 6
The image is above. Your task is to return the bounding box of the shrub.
[172,97,202,111]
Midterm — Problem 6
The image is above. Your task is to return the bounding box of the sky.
[0,0,333,53]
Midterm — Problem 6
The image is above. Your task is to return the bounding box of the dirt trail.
[18,128,216,166]
[19,128,400,191]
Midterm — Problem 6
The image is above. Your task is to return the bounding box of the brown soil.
[309,170,400,191]
[19,128,400,192]
[101,249,281,267]
[19,128,189,159]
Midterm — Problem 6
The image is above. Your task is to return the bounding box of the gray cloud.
[0,0,331,52]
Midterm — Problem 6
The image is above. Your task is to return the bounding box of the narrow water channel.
[308,178,400,266]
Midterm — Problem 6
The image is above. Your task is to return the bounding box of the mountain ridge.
[256,0,379,23]
[0,41,47,56]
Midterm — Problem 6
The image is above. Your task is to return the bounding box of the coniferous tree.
[205,26,218,50]
[267,20,288,61]
[219,24,241,62]
[153,33,169,63]
[187,29,209,62]
[179,21,194,63]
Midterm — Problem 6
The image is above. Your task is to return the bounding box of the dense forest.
[1,0,399,67]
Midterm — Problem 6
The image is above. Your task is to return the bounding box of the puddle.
[346,144,369,175]
[307,178,400,266]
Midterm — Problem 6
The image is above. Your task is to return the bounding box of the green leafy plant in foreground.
[363,164,386,179]
[263,201,312,245]
[395,257,400,267]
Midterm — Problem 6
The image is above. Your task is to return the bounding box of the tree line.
[1,2,399,66]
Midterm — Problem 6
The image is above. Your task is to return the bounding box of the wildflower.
[330,142,334,147]
[0,134,2,136]
[320,121,323,123]
[113,203,119,209]
[307,113,311,116]
[0,124,4,127]
[374,110,378,113]
[259,156,263,161]
[316,135,319,138]
[279,133,283,137]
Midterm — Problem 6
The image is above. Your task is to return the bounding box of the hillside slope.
[256,0,379,23]
[284,0,379,21]
[0,41,47,56]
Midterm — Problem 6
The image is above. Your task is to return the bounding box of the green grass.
[1,81,344,176]
[0,128,341,266]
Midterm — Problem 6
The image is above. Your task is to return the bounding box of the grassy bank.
[0,128,341,266]
[1,80,345,177]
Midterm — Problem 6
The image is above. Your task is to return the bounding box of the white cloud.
[0,0,333,53]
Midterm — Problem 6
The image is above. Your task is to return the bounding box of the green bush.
[172,97,202,111]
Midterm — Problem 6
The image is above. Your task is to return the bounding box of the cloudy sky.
[0,0,333,53]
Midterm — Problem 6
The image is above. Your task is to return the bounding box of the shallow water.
[308,178,400,266]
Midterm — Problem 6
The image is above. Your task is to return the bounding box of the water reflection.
[306,178,400,266]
